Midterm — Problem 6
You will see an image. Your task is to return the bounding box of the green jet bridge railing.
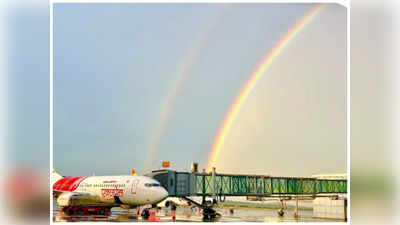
[146,170,347,197]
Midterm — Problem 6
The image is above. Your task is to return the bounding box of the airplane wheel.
[278,209,284,217]
[68,208,74,215]
[77,208,83,215]
[141,209,150,219]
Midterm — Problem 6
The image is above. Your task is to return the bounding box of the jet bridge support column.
[212,167,216,204]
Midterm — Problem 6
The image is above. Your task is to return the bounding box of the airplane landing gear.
[141,209,150,219]
[140,204,159,220]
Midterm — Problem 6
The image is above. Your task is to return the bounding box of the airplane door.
[131,180,139,194]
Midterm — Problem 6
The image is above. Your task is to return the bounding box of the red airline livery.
[52,169,168,216]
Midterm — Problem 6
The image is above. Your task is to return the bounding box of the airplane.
[52,169,168,217]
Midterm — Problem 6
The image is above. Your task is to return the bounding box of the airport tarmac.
[53,203,342,222]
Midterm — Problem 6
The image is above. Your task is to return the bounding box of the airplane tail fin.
[52,169,63,186]
[131,168,137,176]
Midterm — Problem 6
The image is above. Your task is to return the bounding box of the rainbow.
[145,8,227,170]
[206,4,326,171]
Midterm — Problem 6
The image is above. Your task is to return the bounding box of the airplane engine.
[57,192,76,206]
[56,192,100,206]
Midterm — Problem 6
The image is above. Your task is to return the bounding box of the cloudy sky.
[52,3,346,177]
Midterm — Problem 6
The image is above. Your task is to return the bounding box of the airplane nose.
[159,188,168,201]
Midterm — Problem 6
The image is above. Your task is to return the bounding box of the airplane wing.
[53,190,93,198]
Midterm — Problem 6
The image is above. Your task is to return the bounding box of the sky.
[7,6,49,170]
[52,3,346,177]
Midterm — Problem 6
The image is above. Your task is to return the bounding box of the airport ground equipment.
[146,169,347,219]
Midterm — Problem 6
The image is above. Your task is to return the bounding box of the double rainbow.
[145,8,227,170]
[206,4,326,171]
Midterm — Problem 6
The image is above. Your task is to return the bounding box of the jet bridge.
[146,169,347,219]
[146,169,347,197]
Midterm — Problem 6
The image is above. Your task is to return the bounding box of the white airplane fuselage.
[53,174,168,207]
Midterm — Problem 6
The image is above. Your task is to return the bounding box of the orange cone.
[148,210,160,222]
